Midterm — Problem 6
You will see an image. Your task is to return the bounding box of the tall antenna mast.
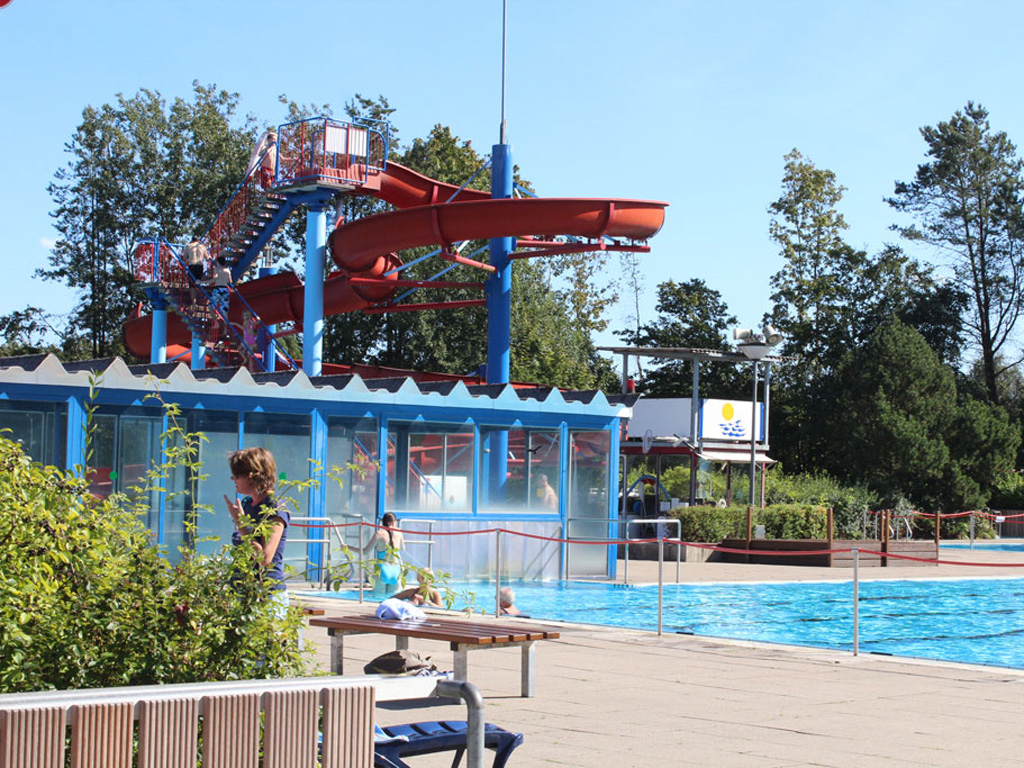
[500,0,508,144]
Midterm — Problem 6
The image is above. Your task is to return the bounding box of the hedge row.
[667,504,828,542]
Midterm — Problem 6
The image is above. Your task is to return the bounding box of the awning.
[698,448,776,465]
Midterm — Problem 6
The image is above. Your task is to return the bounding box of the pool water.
[309,577,1024,670]
[941,541,1024,552]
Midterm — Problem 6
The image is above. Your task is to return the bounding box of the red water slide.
[123,162,667,357]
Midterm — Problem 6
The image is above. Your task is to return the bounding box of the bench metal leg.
[453,647,469,683]
[521,641,536,698]
[329,632,345,675]
[395,636,410,651]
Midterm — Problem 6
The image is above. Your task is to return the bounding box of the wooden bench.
[310,615,560,698]
[0,675,463,768]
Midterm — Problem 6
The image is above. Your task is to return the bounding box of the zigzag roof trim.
[0,356,633,418]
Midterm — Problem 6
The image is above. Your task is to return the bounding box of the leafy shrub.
[988,471,1024,510]
[669,505,747,541]
[670,503,828,541]
[765,470,877,538]
[0,431,310,694]
[757,504,828,539]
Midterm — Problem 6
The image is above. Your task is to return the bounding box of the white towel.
[375,598,426,621]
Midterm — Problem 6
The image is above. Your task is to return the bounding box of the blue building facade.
[0,354,635,581]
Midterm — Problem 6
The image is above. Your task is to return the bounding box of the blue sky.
[2,0,1023,357]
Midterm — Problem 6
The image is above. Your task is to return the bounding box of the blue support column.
[65,395,87,474]
[190,333,206,370]
[308,409,328,580]
[607,418,622,579]
[259,265,279,370]
[486,143,514,500]
[376,420,389,523]
[303,203,329,377]
[150,296,168,364]
[486,143,514,385]
[559,421,570,576]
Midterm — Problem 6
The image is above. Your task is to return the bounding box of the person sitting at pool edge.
[392,568,443,608]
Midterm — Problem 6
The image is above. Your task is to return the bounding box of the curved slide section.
[375,161,492,208]
[329,196,667,275]
[124,161,667,358]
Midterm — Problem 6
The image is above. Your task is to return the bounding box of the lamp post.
[734,326,783,508]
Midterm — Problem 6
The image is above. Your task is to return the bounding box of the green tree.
[826,319,1018,511]
[0,307,60,357]
[768,148,853,371]
[767,151,968,473]
[39,83,255,359]
[888,102,1024,404]
[617,279,746,398]
[323,107,612,387]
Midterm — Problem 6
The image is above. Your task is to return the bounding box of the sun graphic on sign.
[719,401,746,438]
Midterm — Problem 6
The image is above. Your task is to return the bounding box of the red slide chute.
[124,162,667,358]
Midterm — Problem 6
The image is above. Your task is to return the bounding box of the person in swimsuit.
[367,512,404,592]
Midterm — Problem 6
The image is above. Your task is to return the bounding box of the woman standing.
[224,447,289,606]
[367,512,404,592]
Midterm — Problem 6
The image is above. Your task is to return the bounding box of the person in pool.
[391,568,443,608]
[499,585,528,617]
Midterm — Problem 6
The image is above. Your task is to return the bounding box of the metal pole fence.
[852,548,860,657]
[495,529,503,617]
[657,536,664,637]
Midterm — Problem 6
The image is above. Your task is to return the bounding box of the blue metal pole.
[65,395,87,474]
[303,203,328,377]
[259,264,279,370]
[486,143,513,384]
[150,297,168,364]
[190,333,206,370]
[486,143,513,499]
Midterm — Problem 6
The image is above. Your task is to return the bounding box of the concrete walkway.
[295,550,1024,767]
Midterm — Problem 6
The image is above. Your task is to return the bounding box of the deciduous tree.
[826,319,1018,511]
[888,102,1024,404]
[617,278,746,398]
[39,83,254,358]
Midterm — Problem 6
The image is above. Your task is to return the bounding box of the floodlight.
[762,325,783,346]
[733,328,754,341]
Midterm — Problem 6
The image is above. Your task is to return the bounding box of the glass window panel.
[118,414,163,532]
[244,412,311,577]
[0,401,66,467]
[478,427,561,514]
[567,429,612,576]
[191,411,240,556]
[387,421,475,513]
[325,416,378,555]
[86,414,117,498]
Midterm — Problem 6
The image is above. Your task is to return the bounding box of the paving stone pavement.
[294,551,1024,767]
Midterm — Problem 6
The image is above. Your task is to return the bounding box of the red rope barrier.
[285,519,1024,568]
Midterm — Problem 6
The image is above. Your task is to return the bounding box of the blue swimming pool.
[309,577,1024,670]
[941,541,1024,552]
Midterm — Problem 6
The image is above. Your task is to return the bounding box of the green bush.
[988,471,1024,510]
[669,503,829,542]
[669,505,747,541]
[765,470,877,538]
[757,504,828,539]
[0,432,311,694]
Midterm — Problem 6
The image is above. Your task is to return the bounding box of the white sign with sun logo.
[700,399,762,442]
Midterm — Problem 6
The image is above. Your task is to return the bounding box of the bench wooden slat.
[309,614,559,698]
[309,615,559,646]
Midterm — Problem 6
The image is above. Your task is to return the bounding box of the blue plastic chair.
[373,720,524,768]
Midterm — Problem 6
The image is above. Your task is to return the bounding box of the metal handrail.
[621,517,682,585]
[563,515,681,583]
